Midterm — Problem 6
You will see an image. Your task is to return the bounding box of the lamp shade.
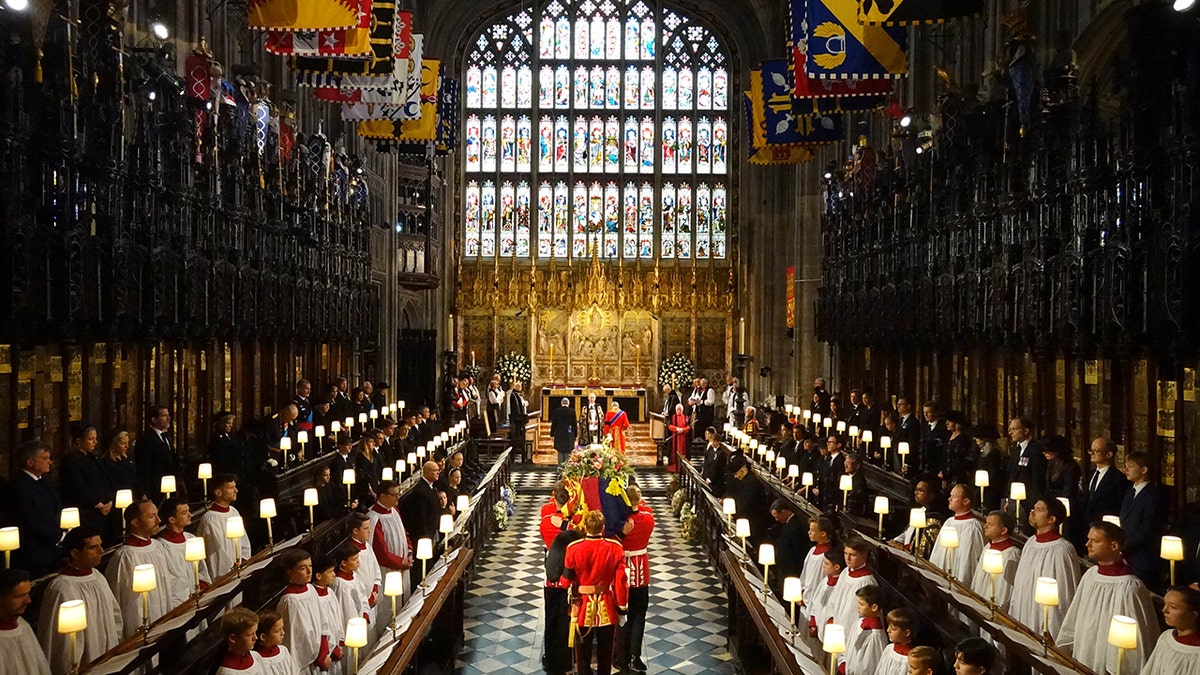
[342,468,356,485]
[279,436,292,451]
[417,445,427,459]
[441,432,450,443]
[1161,535,1185,561]
[1102,515,1121,527]
[803,409,812,420]
[60,507,80,530]
[224,516,245,539]
[813,413,822,424]
[315,425,326,438]
[783,576,803,603]
[788,465,800,479]
[381,467,394,482]
[723,422,732,433]
[0,527,19,552]
[440,514,454,534]
[114,489,133,510]
[344,416,354,428]
[297,430,309,444]
[416,538,434,560]
[750,439,760,452]
[1009,482,1026,501]
[839,475,853,491]
[383,571,404,597]
[344,617,369,648]
[939,526,960,549]
[862,430,873,444]
[331,421,341,433]
[873,496,889,515]
[823,623,847,654]
[260,498,277,519]
[897,441,910,455]
[131,564,157,593]
[758,543,776,566]
[457,495,469,512]
[1057,497,1072,518]
[358,413,368,425]
[982,548,1004,575]
[395,460,406,473]
[57,599,88,634]
[765,449,775,463]
[370,409,378,420]
[775,456,787,471]
[1034,577,1059,607]
[184,536,206,562]
[407,452,417,465]
[723,498,736,515]
[159,475,177,495]
[824,418,833,429]
[1108,615,1139,650]
[304,488,319,506]
[785,404,794,414]
[975,470,990,487]
[848,425,859,437]
[398,400,406,409]
[879,436,891,449]
[197,463,213,480]
[836,421,847,433]
[735,518,751,538]
[909,507,927,529]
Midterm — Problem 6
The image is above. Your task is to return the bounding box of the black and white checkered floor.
[456,467,735,674]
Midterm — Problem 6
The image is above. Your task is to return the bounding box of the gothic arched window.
[462,0,730,262]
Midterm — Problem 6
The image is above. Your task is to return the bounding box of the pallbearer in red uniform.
[542,486,580,675]
[620,485,655,672]
[564,511,629,675]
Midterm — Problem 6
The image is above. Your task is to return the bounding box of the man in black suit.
[660,385,680,420]
[1004,416,1046,521]
[841,453,869,516]
[135,405,183,504]
[1119,451,1169,588]
[329,435,358,507]
[725,455,769,548]
[549,398,577,465]
[817,434,848,509]
[812,378,832,416]
[402,461,444,546]
[4,441,62,575]
[508,381,529,461]
[919,400,948,475]
[700,427,728,495]
[769,499,808,596]
[1081,438,1130,525]
[331,376,354,423]
[894,397,923,472]
[845,389,865,430]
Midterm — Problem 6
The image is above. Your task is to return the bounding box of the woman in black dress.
[1042,434,1082,507]
[101,430,139,544]
[940,410,978,487]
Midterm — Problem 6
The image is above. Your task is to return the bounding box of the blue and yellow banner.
[743,90,815,166]
[357,59,440,141]
[803,0,907,80]
[858,0,985,26]
[752,61,847,149]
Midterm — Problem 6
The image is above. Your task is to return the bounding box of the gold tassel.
[568,621,576,648]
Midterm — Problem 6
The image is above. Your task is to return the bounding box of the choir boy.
[1143,586,1200,675]
[197,474,253,580]
[953,638,996,675]
[822,537,877,639]
[807,548,844,637]
[215,607,259,675]
[906,646,941,675]
[872,608,915,675]
[277,549,334,674]
[255,609,299,675]
[841,585,888,675]
[311,555,346,675]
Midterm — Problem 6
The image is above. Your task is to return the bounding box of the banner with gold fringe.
[248,0,365,32]
[752,61,846,149]
[857,0,985,26]
[803,0,908,80]
[744,91,815,165]
[356,59,440,140]
[789,1,893,98]
[291,2,398,80]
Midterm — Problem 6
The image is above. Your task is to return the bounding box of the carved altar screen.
[462,0,730,262]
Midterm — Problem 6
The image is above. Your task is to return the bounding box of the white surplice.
[105,537,179,637]
[1058,566,1160,675]
[820,568,877,640]
[278,584,332,675]
[36,568,123,674]
[1008,533,1081,639]
[196,504,253,581]
[968,539,1021,611]
[0,617,51,675]
[1143,630,1200,675]
[928,514,985,582]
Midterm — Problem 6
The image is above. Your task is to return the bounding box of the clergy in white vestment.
[1058,521,1160,675]
[347,513,385,640]
[928,485,985,582]
[968,511,1021,611]
[821,538,877,640]
[800,515,836,611]
[805,548,842,635]
[367,482,412,596]
[196,474,253,582]
[0,569,52,675]
[156,497,212,597]
[36,528,123,675]
[105,499,180,637]
[277,549,336,675]
[871,608,916,675]
[1009,499,1080,640]
[1143,587,1200,675]
[840,585,889,675]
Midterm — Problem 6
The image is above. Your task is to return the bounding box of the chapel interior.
[0,0,1199,674]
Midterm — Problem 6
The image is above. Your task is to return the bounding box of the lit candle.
[471,350,476,367]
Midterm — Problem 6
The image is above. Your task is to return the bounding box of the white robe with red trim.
[928,514,985,582]
[278,584,332,675]
[104,537,179,637]
[1058,566,1159,675]
[196,504,252,581]
[36,568,123,674]
[820,568,877,640]
[1009,533,1080,639]
[0,618,51,675]
[1143,631,1200,675]
[968,538,1021,610]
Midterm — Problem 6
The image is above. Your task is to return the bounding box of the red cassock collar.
[285,583,309,595]
[847,567,872,579]
[953,513,975,521]
[257,646,281,658]
[209,503,231,513]
[826,575,839,587]
[219,653,255,671]
[336,570,355,582]
[159,530,186,544]
[314,586,330,597]
[813,543,831,556]
[371,504,393,516]
[350,538,367,551]
[124,535,152,547]
[60,565,92,577]
[989,538,1016,551]
[1034,531,1062,543]
[1097,561,1133,577]
[861,616,884,630]
[0,618,17,630]
[1173,631,1200,646]
[894,643,912,656]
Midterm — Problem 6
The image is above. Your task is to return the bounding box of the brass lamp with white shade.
[1108,615,1139,675]
[975,470,990,505]
[440,513,454,554]
[60,507,81,531]
[1055,497,1072,533]
[197,463,212,501]
[370,408,378,427]
[938,526,960,578]
[1102,514,1121,527]
[735,518,751,556]
[131,563,157,638]
[314,425,326,453]
[787,465,799,487]
[395,459,406,479]
[383,570,404,637]
[0,527,19,568]
[823,417,833,433]
[801,472,814,500]
[342,468,356,505]
[57,599,87,673]
[331,420,342,436]
[297,430,309,458]
[358,412,368,427]
[765,449,775,466]
[345,617,369,674]
[839,474,853,510]
[981,548,1004,615]
[260,498,277,547]
[304,488,319,532]
[757,544,775,598]
[225,516,245,576]
[836,420,847,433]
[861,429,873,455]
[381,467,394,482]
[456,494,470,514]
[416,538,434,593]
[897,442,910,471]
[873,496,889,539]
[909,508,927,555]
[184,536,206,599]
[1010,482,1026,522]
[1161,535,1185,585]
[775,455,786,478]
[722,498,736,528]
[1034,576,1059,653]
[823,623,846,675]
[279,436,292,469]
[848,425,859,441]
[114,489,133,510]
[879,435,891,467]
[782,576,803,641]
[160,475,177,499]
[344,416,355,433]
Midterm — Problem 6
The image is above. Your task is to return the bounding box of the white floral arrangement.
[657,352,696,388]
[679,502,700,543]
[492,500,509,531]
[670,488,686,517]
[495,351,532,387]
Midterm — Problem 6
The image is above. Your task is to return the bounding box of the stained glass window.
[464,0,729,261]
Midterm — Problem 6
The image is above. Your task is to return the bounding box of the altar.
[540,386,648,423]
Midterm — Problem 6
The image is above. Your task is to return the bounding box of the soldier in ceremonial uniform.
[293,378,314,434]
[619,486,654,673]
[564,511,629,675]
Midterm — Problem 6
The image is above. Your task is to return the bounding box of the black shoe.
[629,658,648,672]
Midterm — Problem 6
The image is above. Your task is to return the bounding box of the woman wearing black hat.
[941,410,978,487]
[970,425,1006,510]
[208,412,245,478]
[1041,434,1082,507]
